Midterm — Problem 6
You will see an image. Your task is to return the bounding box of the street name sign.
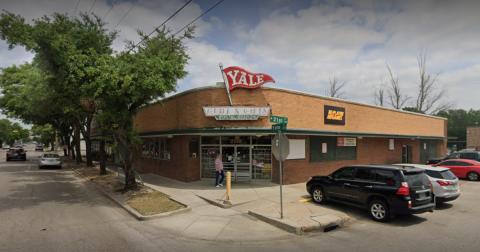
[271,123,287,131]
[270,116,288,124]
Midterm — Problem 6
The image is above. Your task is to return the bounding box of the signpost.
[270,115,289,219]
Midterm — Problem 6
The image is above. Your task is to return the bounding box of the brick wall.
[272,136,424,184]
[130,86,447,184]
[467,127,480,151]
[133,86,446,137]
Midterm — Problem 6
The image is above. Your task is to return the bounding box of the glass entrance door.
[221,146,251,181]
[236,146,251,181]
[221,147,235,179]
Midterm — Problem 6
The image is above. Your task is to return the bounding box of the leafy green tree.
[0,62,75,154]
[436,109,480,141]
[403,107,423,113]
[0,11,117,165]
[0,119,29,146]
[31,125,54,146]
[81,26,195,189]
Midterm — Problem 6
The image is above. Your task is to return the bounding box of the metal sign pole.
[278,130,283,219]
[219,63,234,106]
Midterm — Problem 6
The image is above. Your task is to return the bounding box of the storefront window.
[149,138,155,157]
[252,135,272,145]
[140,137,170,160]
[201,136,220,145]
[154,139,160,158]
[141,139,147,157]
[221,136,251,145]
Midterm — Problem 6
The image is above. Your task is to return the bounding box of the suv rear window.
[439,170,456,180]
[424,170,456,180]
[403,172,430,187]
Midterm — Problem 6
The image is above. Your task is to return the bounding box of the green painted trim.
[138,127,445,140]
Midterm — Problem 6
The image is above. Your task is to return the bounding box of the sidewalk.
[96,161,348,241]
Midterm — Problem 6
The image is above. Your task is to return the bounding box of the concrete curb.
[248,210,347,235]
[68,165,191,221]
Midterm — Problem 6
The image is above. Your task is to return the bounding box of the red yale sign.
[223,66,275,91]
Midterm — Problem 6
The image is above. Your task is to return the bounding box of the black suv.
[306,165,435,222]
[426,151,480,164]
[6,148,27,161]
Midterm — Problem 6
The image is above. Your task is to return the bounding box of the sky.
[1,0,480,128]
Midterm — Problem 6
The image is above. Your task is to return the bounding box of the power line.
[73,0,81,16]
[88,0,97,15]
[113,0,139,30]
[126,0,193,53]
[174,0,225,36]
[102,0,118,22]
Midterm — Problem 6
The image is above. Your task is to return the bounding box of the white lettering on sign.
[226,70,265,87]
[224,66,274,91]
[204,106,271,120]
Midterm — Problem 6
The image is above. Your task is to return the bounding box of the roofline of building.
[160,84,448,121]
[138,127,445,140]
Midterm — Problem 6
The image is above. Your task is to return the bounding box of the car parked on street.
[426,151,480,165]
[306,165,435,222]
[2,145,11,150]
[394,164,460,203]
[6,148,27,161]
[433,159,480,181]
[35,145,44,151]
[38,153,62,169]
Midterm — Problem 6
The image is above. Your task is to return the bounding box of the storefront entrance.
[200,136,272,181]
[222,146,250,181]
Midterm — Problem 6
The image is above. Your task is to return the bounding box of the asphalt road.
[1,145,480,251]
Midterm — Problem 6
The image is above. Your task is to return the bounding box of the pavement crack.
[214,218,234,240]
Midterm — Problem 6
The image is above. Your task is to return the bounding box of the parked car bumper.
[391,200,436,215]
[436,193,460,203]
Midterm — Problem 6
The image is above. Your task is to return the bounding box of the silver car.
[395,164,460,203]
[38,153,62,169]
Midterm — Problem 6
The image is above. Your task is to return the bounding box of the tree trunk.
[62,135,69,157]
[99,139,106,175]
[116,119,137,190]
[74,122,82,164]
[84,137,93,167]
[79,114,94,167]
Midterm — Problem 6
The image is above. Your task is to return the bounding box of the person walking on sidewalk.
[215,153,225,187]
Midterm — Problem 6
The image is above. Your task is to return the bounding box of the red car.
[434,159,480,181]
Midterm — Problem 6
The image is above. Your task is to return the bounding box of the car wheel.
[369,199,390,222]
[6,158,10,162]
[467,172,479,181]
[311,186,327,204]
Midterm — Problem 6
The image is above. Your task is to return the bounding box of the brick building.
[131,84,447,185]
[467,126,480,151]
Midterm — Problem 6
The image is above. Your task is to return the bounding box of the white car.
[394,164,460,203]
[2,145,11,150]
[38,153,62,169]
